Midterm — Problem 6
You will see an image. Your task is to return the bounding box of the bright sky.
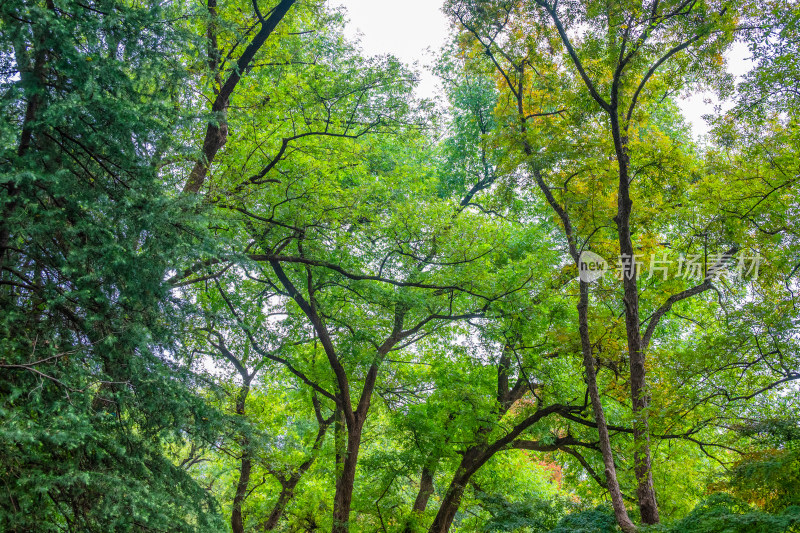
[337,0,450,100]
[679,40,753,137]
[337,0,753,138]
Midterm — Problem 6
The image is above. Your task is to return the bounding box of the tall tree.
[0,0,223,530]
[443,0,800,529]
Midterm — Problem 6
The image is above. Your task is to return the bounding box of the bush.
[548,504,618,533]
[645,493,800,533]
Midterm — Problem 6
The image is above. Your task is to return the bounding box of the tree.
[0,0,223,530]
[445,0,800,529]
[183,272,336,532]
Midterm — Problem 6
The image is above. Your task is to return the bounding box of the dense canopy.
[1,1,799,532]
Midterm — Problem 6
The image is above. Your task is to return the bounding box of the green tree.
[444,0,800,530]
[0,0,224,530]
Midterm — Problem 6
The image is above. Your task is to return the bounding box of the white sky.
[337,0,451,99]
[336,0,753,138]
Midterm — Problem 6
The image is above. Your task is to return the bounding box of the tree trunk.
[262,477,298,530]
[403,464,436,533]
[183,0,297,193]
[231,383,251,533]
[578,280,637,533]
[427,448,486,533]
[261,406,331,531]
[611,116,659,525]
[527,147,637,530]
[332,423,364,533]
[412,465,435,514]
[232,453,252,533]
[2,32,47,274]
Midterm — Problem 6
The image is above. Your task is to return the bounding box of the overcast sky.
[338,0,451,99]
[336,0,752,138]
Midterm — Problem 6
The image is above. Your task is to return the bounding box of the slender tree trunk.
[332,422,365,533]
[11,94,38,238]
[529,161,637,531]
[578,280,637,533]
[428,472,469,533]
[232,453,253,533]
[0,199,16,276]
[427,446,490,533]
[334,405,346,489]
[231,383,251,533]
[412,465,435,514]
[271,262,406,532]
[261,406,331,531]
[2,34,46,274]
[183,0,297,193]
[262,478,298,530]
[403,464,436,533]
[611,116,659,525]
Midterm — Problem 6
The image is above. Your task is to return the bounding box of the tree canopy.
[1,1,799,532]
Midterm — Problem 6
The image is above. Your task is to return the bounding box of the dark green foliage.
[0,395,222,532]
[435,45,499,202]
[726,449,800,512]
[548,505,619,533]
[644,494,800,533]
[2,0,800,531]
[723,419,800,513]
[0,0,223,530]
[480,493,575,533]
[546,496,800,533]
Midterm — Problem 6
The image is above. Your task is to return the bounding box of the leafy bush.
[645,493,800,533]
[548,504,618,533]
[480,494,576,533]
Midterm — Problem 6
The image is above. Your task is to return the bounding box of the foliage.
[2,0,800,532]
[720,418,800,513]
[644,494,800,533]
[0,0,223,530]
[479,493,575,533]
[549,505,619,533]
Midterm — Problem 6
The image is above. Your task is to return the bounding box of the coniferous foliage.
[0,1,221,530]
